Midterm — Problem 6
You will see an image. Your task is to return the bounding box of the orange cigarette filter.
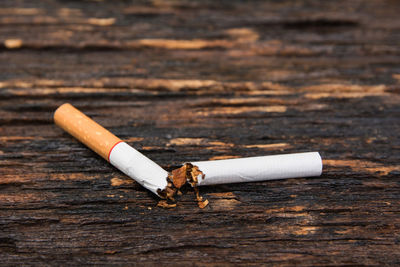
[54,103,169,195]
[54,103,121,161]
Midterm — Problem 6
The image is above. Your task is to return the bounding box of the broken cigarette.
[54,103,168,195]
[54,103,323,208]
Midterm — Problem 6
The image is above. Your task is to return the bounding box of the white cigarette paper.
[191,152,322,186]
[109,142,168,194]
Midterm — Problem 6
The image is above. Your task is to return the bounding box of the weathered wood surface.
[1,0,400,265]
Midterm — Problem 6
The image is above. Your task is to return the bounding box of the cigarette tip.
[54,103,73,120]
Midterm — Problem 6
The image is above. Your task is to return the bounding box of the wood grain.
[0,0,399,265]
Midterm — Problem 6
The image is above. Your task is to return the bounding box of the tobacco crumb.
[188,165,205,188]
[157,200,177,208]
[171,164,187,188]
[198,199,209,209]
[157,163,208,209]
[194,186,209,209]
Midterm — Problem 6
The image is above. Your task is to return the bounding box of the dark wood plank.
[0,0,399,265]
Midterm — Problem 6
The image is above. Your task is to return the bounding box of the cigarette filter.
[191,152,322,186]
[54,103,168,195]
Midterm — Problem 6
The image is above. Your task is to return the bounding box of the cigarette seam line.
[107,140,123,162]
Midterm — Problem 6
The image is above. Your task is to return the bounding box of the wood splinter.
[54,103,323,209]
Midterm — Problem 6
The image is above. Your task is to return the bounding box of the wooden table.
[1,0,399,265]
